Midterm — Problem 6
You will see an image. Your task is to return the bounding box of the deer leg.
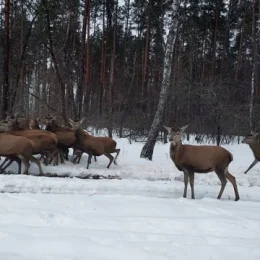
[0,157,14,173]
[38,154,44,161]
[51,151,57,166]
[63,148,69,161]
[72,150,79,164]
[77,151,83,163]
[48,150,58,166]
[30,155,44,176]
[72,155,77,164]
[87,153,93,169]
[15,157,22,175]
[183,171,189,198]
[42,152,51,166]
[104,153,114,169]
[0,157,11,173]
[94,156,97,162]
[52,150,59,166]
[188,172,195,199]
[77,153,82,163]
[48,153,53,165]
[244,159,258,174]
[18,155,30,175]
[59,149,65,164]
[224,168,240,201]
[0,157,9,168]
[113,148,121,165]
[215,170,227,200]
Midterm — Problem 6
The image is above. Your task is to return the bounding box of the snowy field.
[1,132,260,259]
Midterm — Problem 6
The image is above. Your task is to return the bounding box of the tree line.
[0,0,259,149]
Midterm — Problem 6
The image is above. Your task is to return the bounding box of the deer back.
[0,133,34,156]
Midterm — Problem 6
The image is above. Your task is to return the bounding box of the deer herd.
[0,113,259,202]
[0,113,120,176]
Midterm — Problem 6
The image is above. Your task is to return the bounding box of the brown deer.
[44,115,78,162]
[69,118,120,169]
[0,132,44,175]
[241,131,260,174]
[0,118,59,166]
[44,115,96,164]
[164,125,240,201]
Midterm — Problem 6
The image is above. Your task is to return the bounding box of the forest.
[0,0,259,154]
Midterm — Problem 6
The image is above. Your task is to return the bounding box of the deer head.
[242,131,260,145]
[68,118,85,130]
[45,114,57,125]
[0,119,15,132]
[163,125,189,145]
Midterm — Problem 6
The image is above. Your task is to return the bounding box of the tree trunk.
[107,0,118,138]
[42,0,67,124]
[10,13,38,110]
[140,0,180,160]
[76,0,90,119]
[2,0,10,119]
[84,0,91,117]
[99,0,106,120]
[249,0,256,130]
[142,3,151,112]
[235,11,246,82]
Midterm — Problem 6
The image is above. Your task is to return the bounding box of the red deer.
[29,118,42,130]
[44,115,77,162]
[0,117,59,166]
[164,125,240,201]
[68,118,120,169]
[0,132,44,175]
[44,115,96,164]
[241,131,260,174]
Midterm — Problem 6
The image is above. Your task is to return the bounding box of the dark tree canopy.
[0,0,259,144]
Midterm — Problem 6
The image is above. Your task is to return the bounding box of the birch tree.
[140,0,180,160]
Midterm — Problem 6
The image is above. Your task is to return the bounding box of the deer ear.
[163,125,172,133]
[80,117,85,125]
[180,124,189,133]
[52,116,57,121]
[68,118,74,124]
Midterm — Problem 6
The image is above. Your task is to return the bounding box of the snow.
[1,133,260,259]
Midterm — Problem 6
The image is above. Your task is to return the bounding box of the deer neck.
[249,142,260,160]
[170,140,183,162]
[75,128,86,146]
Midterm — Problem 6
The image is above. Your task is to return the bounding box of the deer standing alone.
[69,118,120,169]
[164,125,240,201]
[241,131,260,174]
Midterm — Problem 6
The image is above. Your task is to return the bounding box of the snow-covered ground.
[1,133,260,259]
